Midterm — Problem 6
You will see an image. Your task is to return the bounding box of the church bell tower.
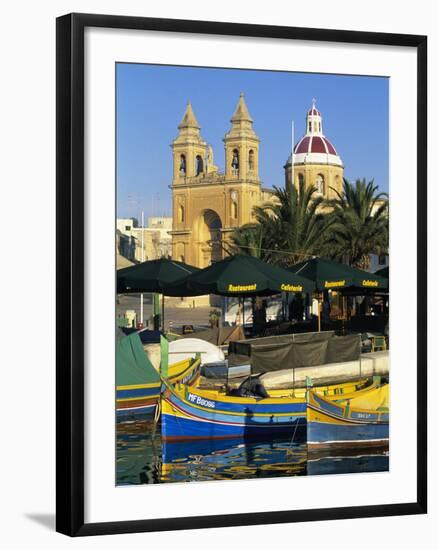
[223,93,260,182]
[170,94,267,276]
[171,101,207,184]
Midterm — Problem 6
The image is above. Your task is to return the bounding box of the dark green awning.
[117,258,200,294]
[375,266,389,279]
[164,254,315,297]
[289,258,388,292]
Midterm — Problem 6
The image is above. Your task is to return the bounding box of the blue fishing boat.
[160,377,379,441]
[161,383,307,441]
[307,384,389,449]
[116,331,201,421]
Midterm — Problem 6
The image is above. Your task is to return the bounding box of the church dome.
[294,135,338,155]
[287,100,343,168]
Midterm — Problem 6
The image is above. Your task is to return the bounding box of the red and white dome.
[294,135,338,155]
[287,100,343,168]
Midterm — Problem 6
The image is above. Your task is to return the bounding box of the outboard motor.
[230,375,269,399]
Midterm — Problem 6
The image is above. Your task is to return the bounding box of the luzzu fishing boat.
[161,383,307,441]
[160,378,379,441]
[116,331,201,421]
[117,357,201,421]
[307,383,389,450]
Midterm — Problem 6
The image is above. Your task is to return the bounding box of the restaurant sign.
[227,283,257,292]
[324,280,346,289]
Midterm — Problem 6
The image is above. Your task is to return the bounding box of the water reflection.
[116,420,389,486]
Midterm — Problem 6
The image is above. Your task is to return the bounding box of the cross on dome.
[307,99,321,118]
[288,101,343,167]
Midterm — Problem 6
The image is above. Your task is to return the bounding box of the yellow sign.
[362,279,379,287]
[281,283,303,292]
[227,283,257,292]
[324,280,346,288]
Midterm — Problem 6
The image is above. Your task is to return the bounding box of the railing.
[174,172,260,185]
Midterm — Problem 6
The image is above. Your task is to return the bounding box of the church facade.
[170,95,344,270]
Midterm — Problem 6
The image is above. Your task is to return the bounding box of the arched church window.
[315,174,325,195]
[248,149,254,171]
[178,204,185,223]
[196,155,204,176]
[231,149,239,174]
[298,173,305,187]
[179,154,186,175]
[308,121,312,132]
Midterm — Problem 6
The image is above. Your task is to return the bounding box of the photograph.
[0,0,430,543]
[115,63,390,486]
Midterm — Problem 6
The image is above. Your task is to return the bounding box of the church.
[170,94,344,269]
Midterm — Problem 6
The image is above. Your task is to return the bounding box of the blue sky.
[116,63,388,220]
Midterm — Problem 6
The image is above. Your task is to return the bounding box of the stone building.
[170,97,345,271]
[116,216,172,265]
[170,93,273,269]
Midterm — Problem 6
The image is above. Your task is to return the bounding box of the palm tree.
[231,181,333,265]
[270,183,329,266]
[229,222,266,259]
[323,178,388,269]
[265,182,329,267]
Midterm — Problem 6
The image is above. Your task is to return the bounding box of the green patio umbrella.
[117,258,200,293]
[117,258,200,331]
[164,254,314,329]
[289,258,388,331]
[164,254,314,297]
[289,258,388,292]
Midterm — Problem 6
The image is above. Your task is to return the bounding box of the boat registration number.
[187,393,216,409]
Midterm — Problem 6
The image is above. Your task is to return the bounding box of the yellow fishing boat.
[161,377,379,441]
[307,383,389,449]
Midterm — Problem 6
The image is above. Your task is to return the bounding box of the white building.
[116,216,172,263]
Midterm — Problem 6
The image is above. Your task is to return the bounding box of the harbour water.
[117,419,389,486]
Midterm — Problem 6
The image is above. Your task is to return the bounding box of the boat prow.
[307,384,389,450]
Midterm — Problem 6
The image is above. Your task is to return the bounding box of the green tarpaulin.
[228,332,361,374]
[116,331,160,386]
[326,334,361,363]
[228,330,335,358]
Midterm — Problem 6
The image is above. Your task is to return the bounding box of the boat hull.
[116,384,160,421]
[161,386,307,441]
[307,388,389,448]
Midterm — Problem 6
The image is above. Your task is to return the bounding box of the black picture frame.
[56,12,427,537]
